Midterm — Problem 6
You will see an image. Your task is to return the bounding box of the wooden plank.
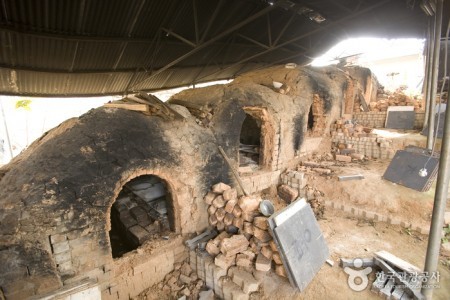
[358,92,369,112]
[374,251,422,274]
[104,102,149,112]
[218,146,248,196]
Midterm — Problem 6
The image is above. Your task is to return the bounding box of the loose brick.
[275,264,287,277]
[224,199,237,214]
[208,205,218,215]
[277,185,298,203]
[215,254,236,270]
[253,216,268,230]
[220,235,249,257]
[253,227,272,243]
[215,208,226,222]
[223,188,237,201]
[212,183,231,194]
[272,252,283,265]
[243,222,253,235]
[206,240,220,256]
[204,192,217,205]
[236,253,253,268]
[229,267,259,294]
[232,217,244,230]
[213,195,226,208]
[261,246,273,259]
[238,196,261,213]
[209,214,218,226]
[242,211,259,222]
[232,206,243,218]
[255,254,271,272]
[335,154,352,162]
[223,213,234,226]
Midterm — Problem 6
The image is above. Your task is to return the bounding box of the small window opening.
[109,175,173,258]
[239,114,262,168]
[308,105,315,130]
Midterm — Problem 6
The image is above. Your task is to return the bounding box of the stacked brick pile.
[331,119,395,160]
[280,170,324,218]
[203,182,288,276]
[371,91,422,112]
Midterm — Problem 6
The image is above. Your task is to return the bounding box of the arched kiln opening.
[109,175,174,258]
[239,113,262,169]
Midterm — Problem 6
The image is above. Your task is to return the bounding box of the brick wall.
[353,111,425,129]
[240,170,281,194]
[332,135,395,159]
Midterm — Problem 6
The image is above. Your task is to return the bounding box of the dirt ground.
[259,209,450,300]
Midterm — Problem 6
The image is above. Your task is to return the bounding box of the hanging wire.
[423,18,450,173]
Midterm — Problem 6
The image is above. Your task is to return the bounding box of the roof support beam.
[197,0,392,82]
[130,3,277,89]
[273,11,297,46]
[162,28,197,47]
[200,0,226,43]
[193,0,199,44]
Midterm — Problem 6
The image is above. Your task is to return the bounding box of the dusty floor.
[259,209,450,300]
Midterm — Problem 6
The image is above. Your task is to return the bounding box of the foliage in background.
[15,99,32,111]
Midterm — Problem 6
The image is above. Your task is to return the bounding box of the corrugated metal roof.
[0,0,435,97]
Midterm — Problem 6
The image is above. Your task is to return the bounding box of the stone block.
[277,185,298,203]
[220,235,249,257]
[212,183,231,194]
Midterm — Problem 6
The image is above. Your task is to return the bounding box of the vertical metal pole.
[426,0,443,150]
[0,97,13,160]
[423,19,432,128]
[422,1,445,297]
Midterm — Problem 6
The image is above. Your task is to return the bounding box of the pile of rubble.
[204,183,288,278]
[156,261,207,299]
[371,90,422,112]
[330,119,395,160]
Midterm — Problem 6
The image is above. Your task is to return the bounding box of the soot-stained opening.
[239,114,262,168]
[307,105,314,130]
[109,175,174,258]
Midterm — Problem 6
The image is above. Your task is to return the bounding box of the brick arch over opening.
[106,167,182,242]
[242,106,276,171]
